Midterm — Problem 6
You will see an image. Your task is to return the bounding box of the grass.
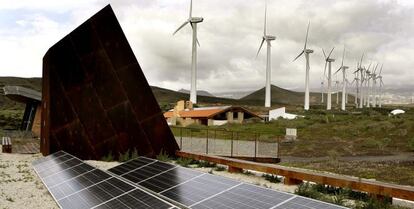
[172,107,414,157]
[295,182,407,209]
[282,160,414,186]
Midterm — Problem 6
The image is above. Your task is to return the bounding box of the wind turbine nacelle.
[305,49,314,53]
[343,66,349,69]
[327,58,335,62]
[190,17,204,23]
[265,35,276,40]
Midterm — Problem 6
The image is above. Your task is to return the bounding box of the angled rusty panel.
[40,5,179,159]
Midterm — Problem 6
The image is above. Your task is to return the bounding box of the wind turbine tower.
[173,0,203,104]
[334,46,349,111]
[293,21,313,110]
[323,47,335,110]
[257,1,276,108]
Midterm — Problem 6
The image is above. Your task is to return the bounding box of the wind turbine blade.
[334,67,341,75]
[256,38,265,57]
[341,45,345,66]
[196,38,200,47]
[374,63,379,74]
[367,62,372,71]
[189,0,193,18]
[379,64,383,75]
[359,53,364,68]
[173,21,189,35]
[293,51,304,62]
[264,0,267,36]
[323,61,327,78]
[327,47,335,59]
[304,21,310,50]
[322,48,327,59]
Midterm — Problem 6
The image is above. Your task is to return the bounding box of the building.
[2,86,42,136]
[164,100,262,126]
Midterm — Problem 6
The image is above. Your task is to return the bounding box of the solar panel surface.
[32,151,176,209]
[109,156,348,209]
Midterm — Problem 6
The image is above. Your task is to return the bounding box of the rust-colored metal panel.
[40,5,179,160]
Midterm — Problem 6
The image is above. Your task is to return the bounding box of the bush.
[262,173,282,183]
[176,157,194,167]
[156,149,171,162]
[101,151,114,162]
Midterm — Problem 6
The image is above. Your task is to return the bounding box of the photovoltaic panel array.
[108,157,349,209]
[32,151,177,209]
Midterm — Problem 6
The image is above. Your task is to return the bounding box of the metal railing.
[170,126,280,158]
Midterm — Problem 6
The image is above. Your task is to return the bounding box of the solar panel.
[33,151,176,209]
[109,157,348,209]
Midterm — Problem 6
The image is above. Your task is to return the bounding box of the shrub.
[101,151,114,162]
[176,157,194,167]
[156,149,170,162]
[262,173,282,183]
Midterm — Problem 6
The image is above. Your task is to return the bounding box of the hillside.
[0,77,355,110]
[177,89,215,97]
[241,85,355,105]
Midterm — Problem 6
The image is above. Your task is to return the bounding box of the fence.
[170,126,280,158]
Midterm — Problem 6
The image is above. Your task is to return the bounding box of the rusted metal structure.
[41,5,179,159]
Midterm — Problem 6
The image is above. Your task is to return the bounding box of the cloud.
[0,0,413,94]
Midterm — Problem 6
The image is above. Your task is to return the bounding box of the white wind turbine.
[293,21,313,110]
[257,1,276,108]
[365,63,372,107]
[334,46,349,111]
[371,63,379,107]
[173,0,203,104]
[351,64,360,108]
[322,47,335,110]
[354,54,365,108]
[377,64,384,108]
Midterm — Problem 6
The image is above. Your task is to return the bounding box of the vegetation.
[156,149,171,162]
[295,182,407,209]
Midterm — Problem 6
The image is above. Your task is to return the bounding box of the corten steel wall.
[40,5,179,160]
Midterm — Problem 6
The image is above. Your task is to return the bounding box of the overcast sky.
[0,0,413,93]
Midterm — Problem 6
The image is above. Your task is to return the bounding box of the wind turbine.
[257,0,276,108]
[173,0,203,104]
[352,65,360,108]
[371,63,379,107]
[320,80,325,103]
[334,46,349,111]
[365,63,372,107]
[354,54,365,108]
[293,21,313,110]
[322,47,335,110]
[377,64,384,108]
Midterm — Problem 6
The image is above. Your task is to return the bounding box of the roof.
[3,86,41,103]
[164,106,261,119]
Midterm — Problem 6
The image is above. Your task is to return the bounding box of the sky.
[0,0,413,93]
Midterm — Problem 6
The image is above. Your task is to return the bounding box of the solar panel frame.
[32,151,178,209]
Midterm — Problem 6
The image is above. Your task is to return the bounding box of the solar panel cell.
[122,161,176,183]
[43,163,94,187]
[108,158,155,175]
[160,173,240,206]
[139,167,203,193]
